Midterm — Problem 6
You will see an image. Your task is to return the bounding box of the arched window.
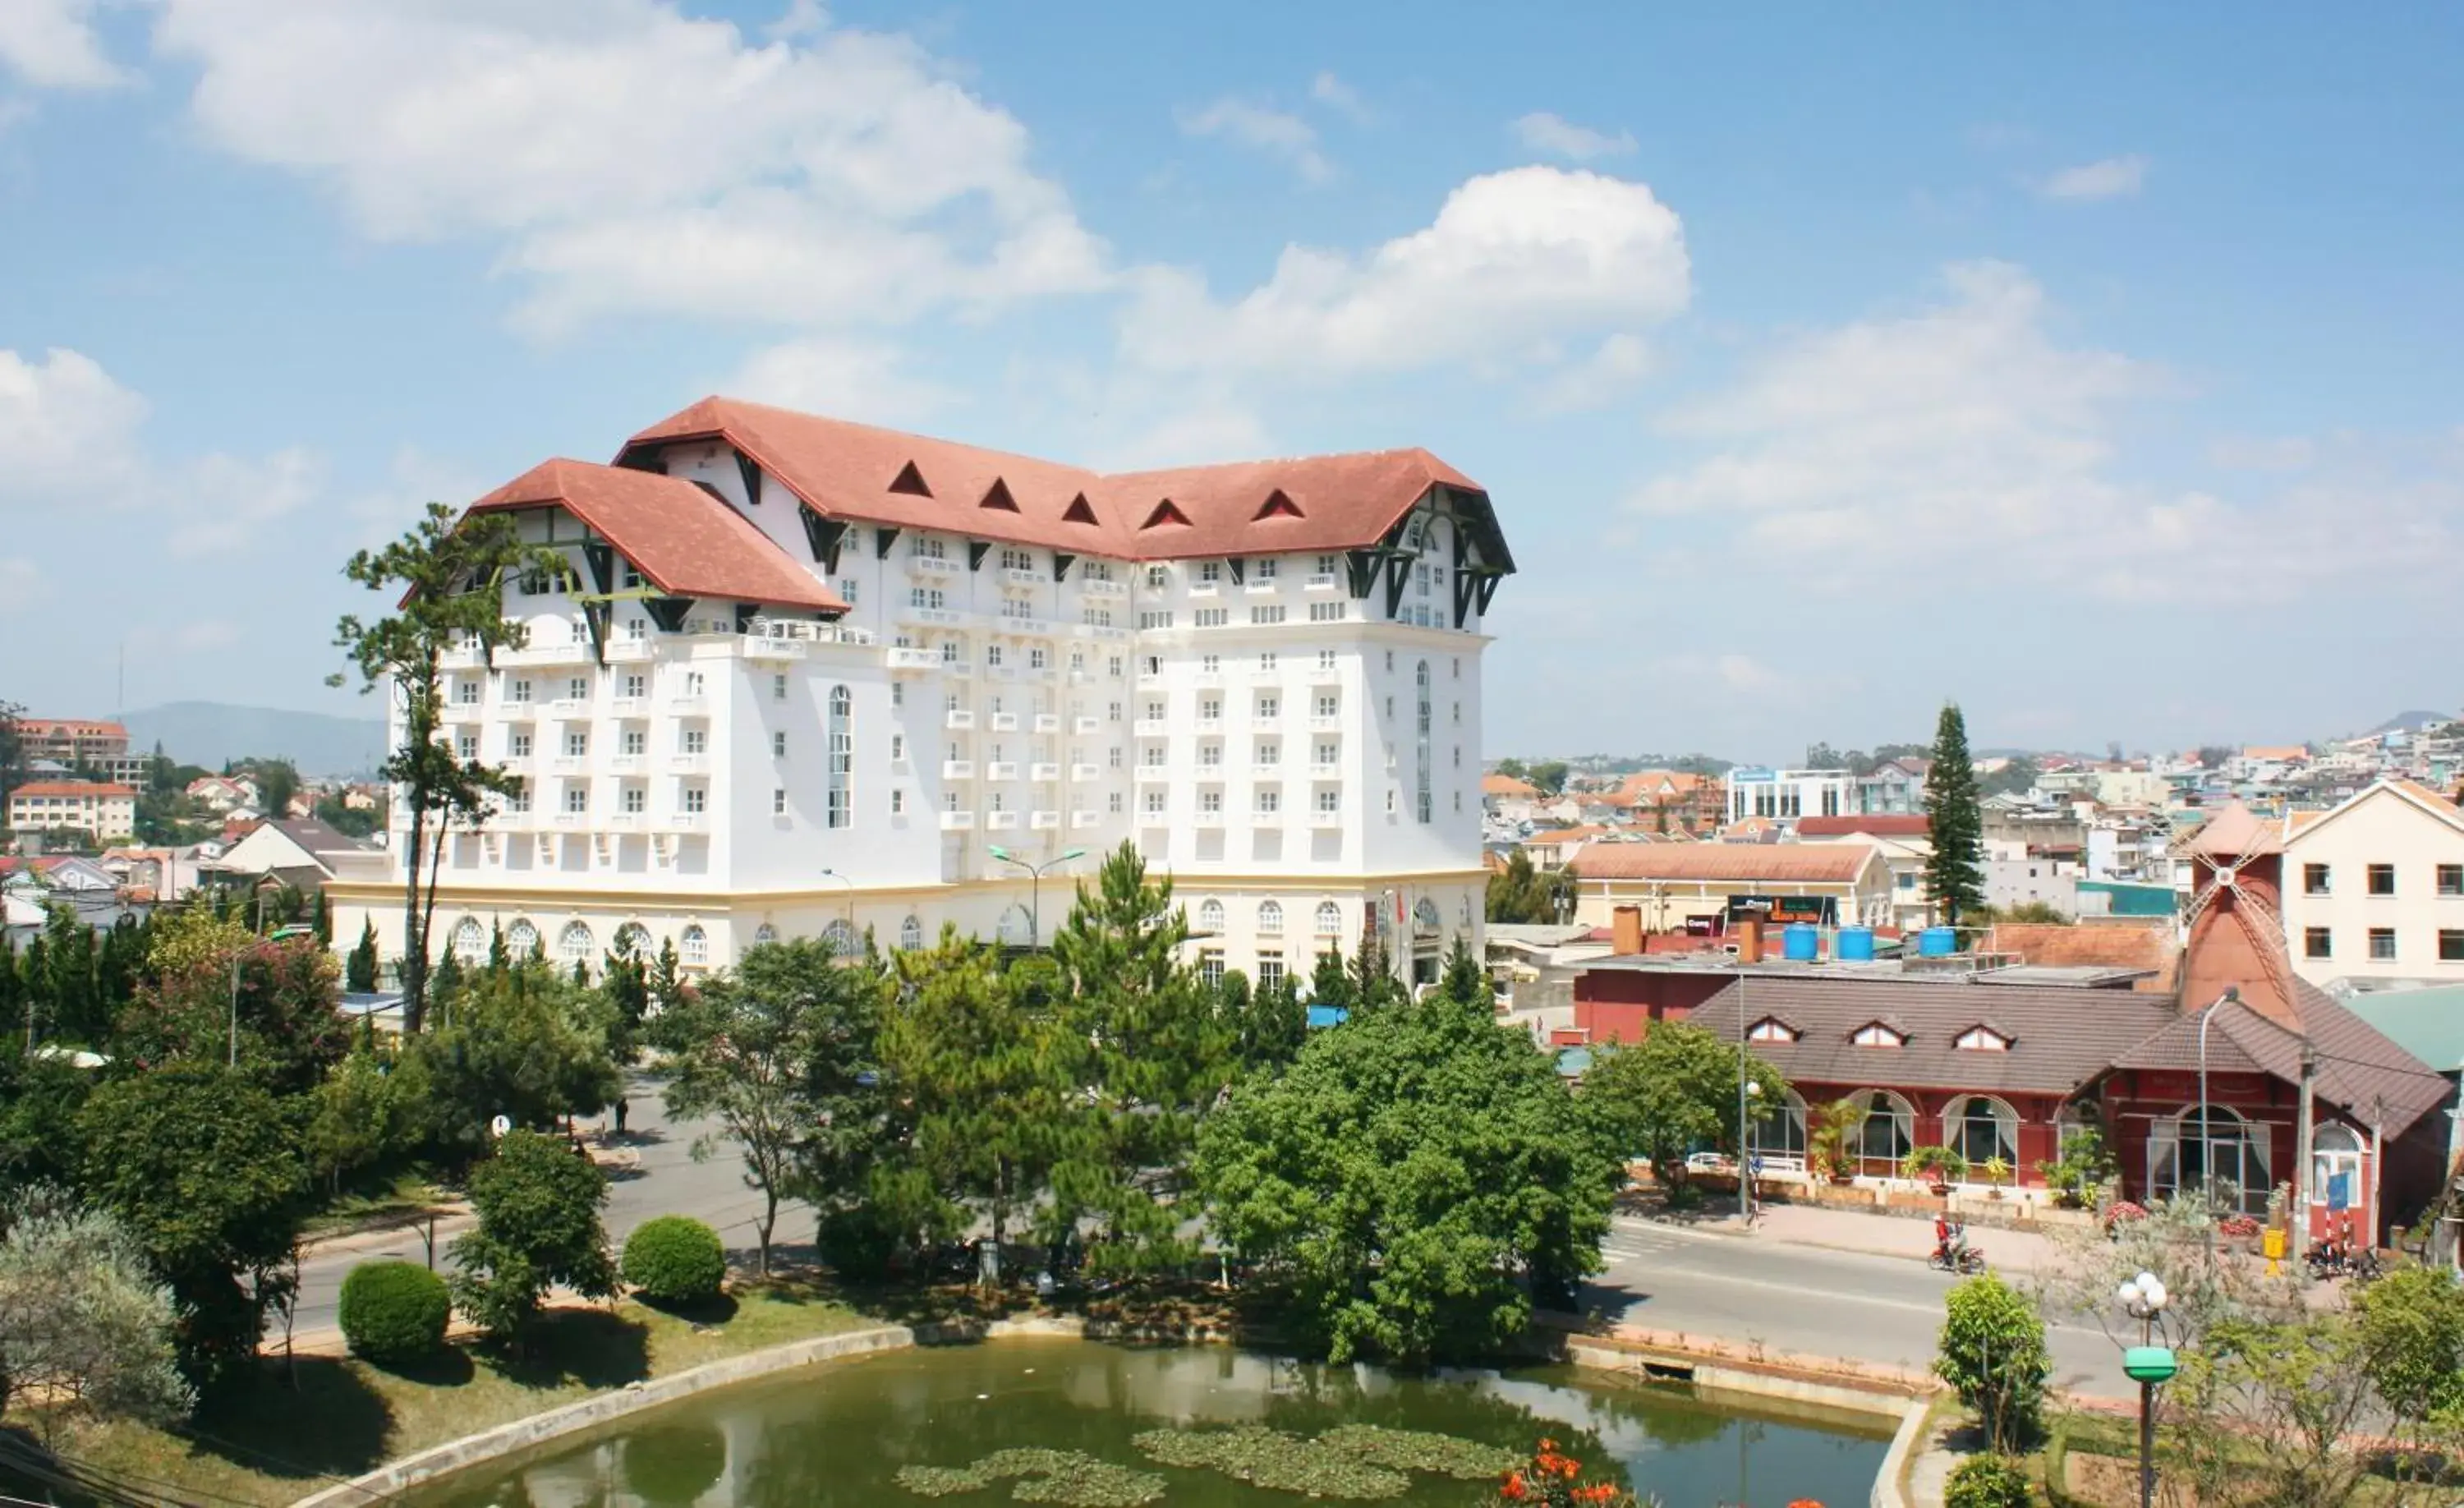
[899,914,923,951]
[1413,897,1442,937]
[752,922,779,946]
[2150,1105,2270,1216]
[1197,899,1225,933]
[1946,1095,2020,1170]
[452,917,485,960]
[680,924,708,966]
[1852,1091,1916,1179]
[996,904,1034,947]
[1314,901,1342,936]
[1257,900,1284,936]
[1460,893,1473,928]
[2312,1123,2365,1217]
[613,922,650,958]
[1747,1090,1809,1169]
[1414,661,1432,823]
[822,919,858,957]
[557,921,594,960]
[826,685,853,829]
[507,918,540,957]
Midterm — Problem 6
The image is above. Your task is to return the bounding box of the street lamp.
[2195,985,2241,1248]
[987,846,1085,949]
[1741,1080,1763,1222]
[2117,1271,2177,1508]
[817,867,857,943]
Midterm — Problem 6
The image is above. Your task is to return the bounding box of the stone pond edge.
[287,1314,1927,1508]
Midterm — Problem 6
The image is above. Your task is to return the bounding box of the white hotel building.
[327,398,1515,989]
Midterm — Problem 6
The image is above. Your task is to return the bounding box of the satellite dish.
[490,1115,512,1139]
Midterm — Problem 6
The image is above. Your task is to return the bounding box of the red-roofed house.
[327,398,1515,999]
[6,781,137,842]
[1569,840,1893,931]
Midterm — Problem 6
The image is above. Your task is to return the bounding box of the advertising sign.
[1724,894,1838,926]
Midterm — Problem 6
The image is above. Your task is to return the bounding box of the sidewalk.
[1640,1199,2070,1275]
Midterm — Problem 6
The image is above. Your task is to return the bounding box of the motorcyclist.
[1933,1212,1956,1265]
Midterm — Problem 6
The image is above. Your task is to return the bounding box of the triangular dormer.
[1063,493,1100,525]
[1954,1024,2012,1052]
[888,461,932,498]
[1745,1015,1799,1044]
[1142,499,1193,529]
[980,478,1020,513]
[1253,488,1303,521]
[1850,1020,1907,1048]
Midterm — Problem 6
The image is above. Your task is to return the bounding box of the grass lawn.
[2,1278,871,1508]
[301,1170,457,1239]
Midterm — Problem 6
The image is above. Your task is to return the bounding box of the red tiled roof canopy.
[471,459,848,614]
[1570,842,1879,884]
[9,782,137,798]
[1795,815,1931,838]
[623,397,1496,563]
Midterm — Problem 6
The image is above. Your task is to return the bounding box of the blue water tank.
[1838,926,1877,962]
[1782,923,1819,962]
[1919,926,1958,958]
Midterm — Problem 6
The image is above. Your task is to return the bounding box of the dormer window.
[1955,1027,2011,1052]
[1851,1023,1906,1048]
[1747,1018,1799,1044]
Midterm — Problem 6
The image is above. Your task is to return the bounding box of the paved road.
[290,1069,797,1333]
[1585,1216,2137,1400]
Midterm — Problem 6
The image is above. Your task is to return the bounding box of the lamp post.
[1736,959,1754,1221]
[2117,1271,2177,1508]
[2195,985,2241,1248]
[987,846,1085,949]
[817,867,856,943]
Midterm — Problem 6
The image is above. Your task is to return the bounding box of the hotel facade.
[325,398,1514,988]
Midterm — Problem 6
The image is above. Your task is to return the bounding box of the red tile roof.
[1569,842,1881,884]
[21,720,127,738]
[471,459,848,614]
[8,781,137,798]
[624,397,1498,564]
[1795,815,1931,839]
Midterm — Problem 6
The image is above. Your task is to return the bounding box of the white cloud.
[1310,71,1367,122]
[728,337,960,429]
[1122,166,1689,379]
[1175,96,1331,184]
[1629,261,2464,599]
[1511,112,1636,162]
[0,346,318,552]
[1533,332,1655,413]
[0,0,130,89]
[2039,154,2148,201]
[153,0,1112,334]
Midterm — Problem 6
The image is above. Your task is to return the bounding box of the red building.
[1567,810,2453,1241]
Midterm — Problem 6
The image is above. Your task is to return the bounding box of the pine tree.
[1923,701,1987,928]
[346,918,380,993]
[488,919,512,975]
[311,889,333,946]
[1308,945,1354,1018]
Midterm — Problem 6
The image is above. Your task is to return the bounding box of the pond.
[415,1339,1891,1508]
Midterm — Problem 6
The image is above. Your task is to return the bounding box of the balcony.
[1072,715,1100,735]
[984,664,1017,683]
[1194,810,1225,827]
[609,697,646,717]
[1136,673,1164,689]
[945,708,977,731]
[1189,582,1219,597]
[910,554,959,576]
[989,712,1019,733]
[940,810,975,830]
[1308,715,1340,731]
[1032,714,1061,734]
[887,646,940,671]
[498,641,594,668]
[551,755,589,774]
[669,695,709,713]
[669,752,709,772]
[1246,578,1280,593]
[609,754,645,773]
[1082,624,1128,641]
[1069,763,1102,781]
[986,810,1022,830]
[1195,717,1223,734]
[986,761,1019,781]
[1071,811,1104,829]
[901,605,964,627]
[1003,567,1047,587]
[1082,577,1127,598]
[942,760,977,780]
[664,811,706,832]
[1029,762,1060,783]
[1030,810,1061,830]
[1134,765,1172,783]
[1197,762,1225,779]
[1309,807,1345,828]
[1308,664,1342,685]
[548,697,590,719]
[1253,762,1285,776]
[1311,761,1341,777]
[1252,715,1283,729]
[444,701,485,722]
[996,616,1051,637]
[942,660,975,678]
[1306,572,1340,591]
[1135,719,1170,737]
[603,639,652,663]
[739,633,805,663]
[551,811,589,828]
[607,811,642,830]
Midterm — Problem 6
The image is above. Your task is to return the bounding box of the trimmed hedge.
[621,1216,727,1303]
[1942,1455,2032,1508]
[338,1260,451,1363]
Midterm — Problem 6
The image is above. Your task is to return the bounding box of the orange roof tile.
[1483,774,1540,798]
[9,781,137,798]
[1570,842,1879,884]
[471,459,848,614]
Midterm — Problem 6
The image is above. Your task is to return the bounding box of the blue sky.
[3,2,2459,763]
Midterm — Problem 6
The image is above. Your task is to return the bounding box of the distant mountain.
[2367,710,2451,737]
[121,701,387,778]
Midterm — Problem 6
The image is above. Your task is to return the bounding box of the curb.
[1870,1400,1934,1508]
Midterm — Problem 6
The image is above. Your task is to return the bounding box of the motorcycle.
[1929,1222,1987,1276]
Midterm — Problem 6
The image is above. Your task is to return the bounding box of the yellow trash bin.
[2262,1226,2287,1276]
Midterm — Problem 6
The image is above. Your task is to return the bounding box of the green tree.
[661,939,891,1274]
[1049,845,1233,1269]
[1935,1273,2049,1451]
[0,700,25,813]
[883,931,1075,1272]
[2355,1263,2464,1432]
[1486,849,1577,926]
[241,758,301,822]
[346,917,380,993]
[329,503,549,1034]
[449,1129,615,1349]
[1492,757,1529,780]
[1306,946,1355,1019]
[1977,754,2039,799]
[1923,702,1987,926]
[1526,761,1570,796]
[310,888,333,946]
[0,1193,192,1426]
[1195,959,1621,1364]
[306,1040,414,1197]
[112,927,349,1097]
[76,1069,313,1391]
[312,793,381,839]
[402,962,620,1163]
[1582,1022,1786,1184]
[1229,967,1307,1077]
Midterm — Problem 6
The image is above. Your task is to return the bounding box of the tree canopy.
[1923,702,1987,926]
[1582,1021,1787,1181]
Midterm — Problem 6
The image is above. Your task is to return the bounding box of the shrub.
[1935,1274,2050,1451]
[338,1260,451,1363]
[0,1195,192,1423]
[1942,1455,2031,1508]
[621,1216,727,1303]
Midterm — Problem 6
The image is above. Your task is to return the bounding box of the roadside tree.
[1582,1022,1786,1185]
[0,1191,191,1428]
[449,1129,616,1349]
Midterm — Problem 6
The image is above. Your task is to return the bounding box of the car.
[1684,1151,1737,1175]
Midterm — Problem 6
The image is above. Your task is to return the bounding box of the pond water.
[416,1339,1890,1508]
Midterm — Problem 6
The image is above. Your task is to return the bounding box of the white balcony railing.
[1134,765,1171,783]
[942,760,977,780]
[1029,762,1060,782]
[547,698,590,719]
[551,811,589,828]
[669,752,709,772]
[609,754,645,773]
[444,701,484,722]
[1072,715,1100,735]
[1134,719,1170,737]
[945,709,977,731]
[1004,567,1046,587]
[940,810,975,830]
[990,712,1019,733]
[1069,763,1102,781]
[1194,810,1225,827]
[887,646,939,670]
[1309,807,1344,828]
[911,555,959,576]
[1070,810,1104,829]
[903,605,964,626]
[608,697,646,717]
[1306,572,1340,591]
[1082,577,1127,597]
[551,755,588,774]
[1032,714,1060,733]
[1030,810,1061,830]
[986,810,1022,830]
[664,810,706,831]
[986,761,1019,781]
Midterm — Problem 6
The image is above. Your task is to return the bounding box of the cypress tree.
[1923,701,1987,927]
[488,919,511,975]
[311,888,333,945]
[347,918,380,993]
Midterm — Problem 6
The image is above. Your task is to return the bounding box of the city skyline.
[3,2,2459,754]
